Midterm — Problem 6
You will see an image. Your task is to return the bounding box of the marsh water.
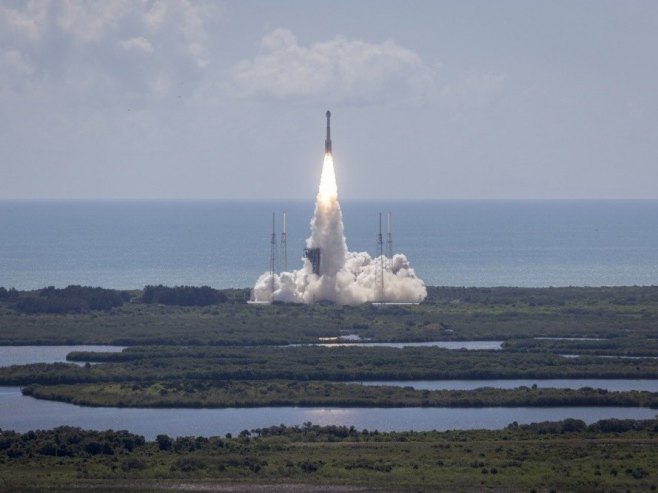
[361,379,658,392]
[0,345,125,367]
[1,346,657,437]
[1,387,655,440]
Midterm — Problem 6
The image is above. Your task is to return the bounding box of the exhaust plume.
[252,114,426,305]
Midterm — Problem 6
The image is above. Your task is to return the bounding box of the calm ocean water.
[1,200,657,290]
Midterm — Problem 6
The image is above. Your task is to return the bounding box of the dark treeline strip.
[1,419,658,457]
[141,285,228,306]
[0,427,144,459]
[1,420,658,492]
[12,285,130,314]
[425,285,658,305]
[5,346,658,385]
[22,380,658,408]
[5,285,243,315]
[503,337,658,357]
[5,284,657,307]
[0,287,19,299]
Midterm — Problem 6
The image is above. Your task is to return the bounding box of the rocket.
[325,110,332,154]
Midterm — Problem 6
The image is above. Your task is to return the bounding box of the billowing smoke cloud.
[253,154,426,305]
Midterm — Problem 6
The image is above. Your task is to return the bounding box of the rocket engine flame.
[318,153,338,204]
[252,112,426,305]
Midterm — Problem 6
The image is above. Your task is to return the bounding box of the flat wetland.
[2,421,658,492]
[1,285,658,491]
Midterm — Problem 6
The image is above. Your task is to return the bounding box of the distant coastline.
[1,200,658,290]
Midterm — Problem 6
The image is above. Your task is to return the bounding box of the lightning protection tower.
[269,212,278,291]
[376,212,385,302]
[386,212,393,259]
[280,212,288,273]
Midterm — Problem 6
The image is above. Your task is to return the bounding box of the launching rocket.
[325,110,332,154]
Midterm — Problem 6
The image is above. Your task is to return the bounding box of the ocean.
[1,200,657,290]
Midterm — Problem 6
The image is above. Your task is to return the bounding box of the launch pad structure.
[252,110,421,305]
[280,212,288,272]
[304,247,321,276]
[269,213,277,292]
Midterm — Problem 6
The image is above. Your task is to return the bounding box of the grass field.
[1,421,658,492]
[1,286,657,348]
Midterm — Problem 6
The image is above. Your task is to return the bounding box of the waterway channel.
[1,346,657,438]
[0,345,125,367]
[361,379,658,392]
[1,387,656,440]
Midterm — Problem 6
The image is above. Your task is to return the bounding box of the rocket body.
[325,110,332,154]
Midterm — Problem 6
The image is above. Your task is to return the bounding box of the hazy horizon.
[1,1,657,201]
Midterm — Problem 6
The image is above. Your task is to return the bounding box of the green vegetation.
[2,284,247,316]
[2,286,658,490]
[424,285,658,306]
[5,343,658,408]
[3,345,658,389]
[141,285,228,306]
[13,285,129,314]
[22,380,658,408]
[1,285,658,347]
[3,285,658,408]
[2,285,658,408]
[1,420,658,492]
[0,287,19,299]
[503,336,658,356]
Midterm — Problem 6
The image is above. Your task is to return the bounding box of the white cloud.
[54,0,136,43]
[141,0,215,68]
[230,29,437,105]
[144,0,168,30]
[0,0,217,99]
[120,36,154,54]
[0,0,47,41]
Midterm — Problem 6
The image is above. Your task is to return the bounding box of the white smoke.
[253,154,426,305]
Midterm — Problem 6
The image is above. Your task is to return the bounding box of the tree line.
[0,426,144,459]
[12,285,129,314]
[141,285,227,306]
[0,284,233,314]
[2,419,657,461]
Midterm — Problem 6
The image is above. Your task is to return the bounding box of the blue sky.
[1,0,657,200]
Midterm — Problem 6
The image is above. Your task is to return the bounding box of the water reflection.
[0,387,655,440]
[0,346,125,367]
[300,341,503,350]
[361,379,658,392]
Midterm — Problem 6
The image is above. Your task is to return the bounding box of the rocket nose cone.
[326,110,331,118]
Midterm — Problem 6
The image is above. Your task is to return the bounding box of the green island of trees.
[21,380,658,409]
